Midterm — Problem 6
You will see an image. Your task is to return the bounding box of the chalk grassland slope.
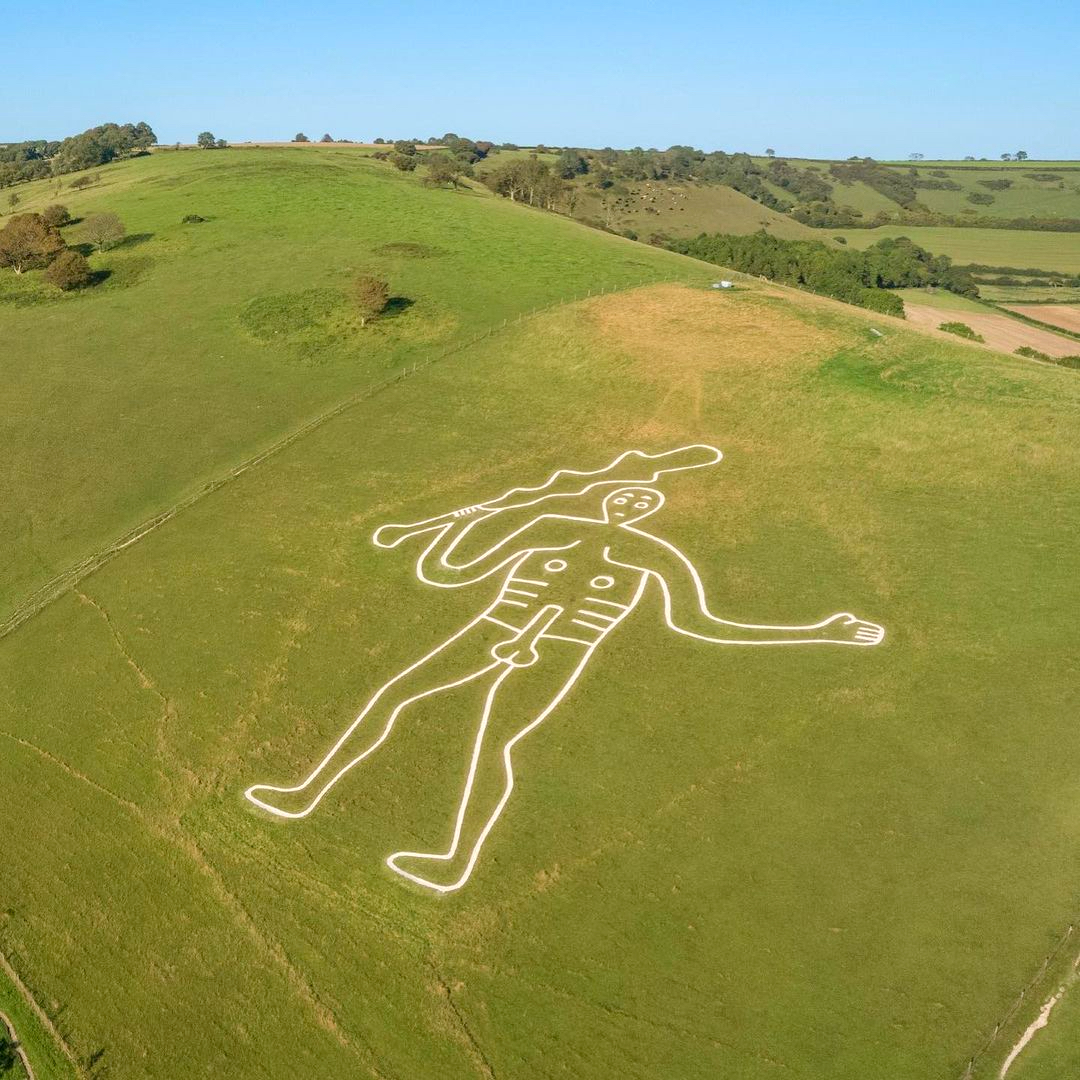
[751,157,1080,220]
[0,148,701,620]
[2,281,1079,1079]
[833,225,1080,275]
[570,181,828,241]
[902,169,1080,220]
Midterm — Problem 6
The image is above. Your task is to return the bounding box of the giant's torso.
[485,534,647,646]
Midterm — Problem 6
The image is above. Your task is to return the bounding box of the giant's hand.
[373,505,491,548]
[819,613,885,646]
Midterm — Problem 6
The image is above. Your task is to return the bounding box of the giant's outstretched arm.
[606,530,884,646]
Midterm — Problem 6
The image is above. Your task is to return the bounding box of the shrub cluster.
[0,203,124,291]
[938,322,984,342]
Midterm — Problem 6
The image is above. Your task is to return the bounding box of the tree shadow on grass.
[382,296,415,318]
[115,232,154,249]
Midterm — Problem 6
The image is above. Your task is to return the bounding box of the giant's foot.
[244,782,319,818]
[386,849,473,893]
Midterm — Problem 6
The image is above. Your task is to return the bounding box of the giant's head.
[601,486,664,525]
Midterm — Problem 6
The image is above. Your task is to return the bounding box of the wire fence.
[0,273,717,642]
[959,922,1077,1079]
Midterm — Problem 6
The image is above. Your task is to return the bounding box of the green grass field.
[0,147,701,620]
[894,286,989,313]
[3,149,1080,1080]
[833,224,1080,274]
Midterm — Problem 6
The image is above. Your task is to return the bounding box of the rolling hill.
[2,145,1079,1080]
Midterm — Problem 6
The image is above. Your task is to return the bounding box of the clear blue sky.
[7,0,1079,158]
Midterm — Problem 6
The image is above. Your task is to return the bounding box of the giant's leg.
[387,637,594,892]
[245,619,505,818]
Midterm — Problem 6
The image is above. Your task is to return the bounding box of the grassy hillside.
[2,149,1080,1080]
[0,147,702,620]
[833,224,1080,274]
[903,166,1080,220]
[570,179,828,241]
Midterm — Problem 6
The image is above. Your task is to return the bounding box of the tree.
[390,153,417,172]
[556,149,588,179]
[44,248,93,290]
[41,204,71,228]
[216,137,228,149]
[352,274,389,325]
[197,131,217,149]
[0,213,64,273]
[765,148,776,157]
[424,154,471,188]
[6,192,18,212]
[1016,150,1029,161]
[293,132,310,143]
[84,212,126,250]
[69,174,94,189]
[909,152,924,160]
[320,133,334,143]
[1001,152,1012,161]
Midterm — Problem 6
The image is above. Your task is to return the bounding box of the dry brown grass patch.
[585,284,845,377]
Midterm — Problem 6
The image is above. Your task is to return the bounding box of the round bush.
[44,249,94,291]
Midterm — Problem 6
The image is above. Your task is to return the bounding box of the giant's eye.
[613,497,628,505]
[634,501,650,509]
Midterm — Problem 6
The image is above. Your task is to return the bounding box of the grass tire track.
[0,951,84,1078]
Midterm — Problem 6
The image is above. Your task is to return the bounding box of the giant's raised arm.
[375,508,578,589]
[607,529,884,646]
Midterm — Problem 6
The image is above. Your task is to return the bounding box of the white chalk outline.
[245,445,884,893]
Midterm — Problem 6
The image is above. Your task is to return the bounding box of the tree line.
[0,122,156,188]
[668,232,979,316]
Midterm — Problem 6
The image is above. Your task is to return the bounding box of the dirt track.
[1003,304,1080,335]
[0,1011,35,1080]
[903,302,1079,357]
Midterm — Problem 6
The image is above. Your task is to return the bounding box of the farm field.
[978,285,1080,303]
[3,150,1080,1080]
[1002,303,1080,334]
[832,225,1080,274]
[902,301,1079,357]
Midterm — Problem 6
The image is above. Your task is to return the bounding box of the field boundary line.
[959,922,1076,1079]
[0,1010,36,1080]
[0,949,83,1078]
[0,276,708,644]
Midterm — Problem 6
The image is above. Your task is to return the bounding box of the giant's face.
[602,487,664,524]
